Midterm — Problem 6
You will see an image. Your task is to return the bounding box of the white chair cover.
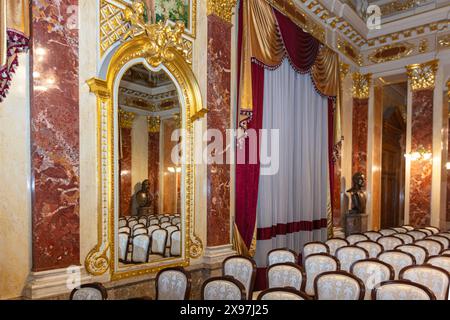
[147,225,160,236]
[267,263,304,291]
[157,269,189,300]
[424,226,440,234]
[346,234,369,245]
[267,249,297,266]
[427,255,450,273]
[379,229,396,236]
[223,256,255,300]
[426,235,449,250]
[406,230,427,240]
[373,281,434,300]
[393,233,414,245]
[417,228,433,236]
[401,225,414,231]
[378,251,415,279]
[355,241,383,258]
[150,229,167,256]
[128,220,138,229]
[131,234,150,263]
[377,236,404,251]
[119,226,131,234]
[400,265,449,300]
[149,219,159,226]
[133,228,147,236]
[160,217,170,223]
[71,287,106,300]
[203,279,243,300]
[304,254,339,296]
[325,238,349,256]
[258,289,306,300]
[118,232,129,262]
[396,244,428,264]
[363,231,382,242]
[303,242,329,261]
[351,260,393,300]
[336,246,369,272]
[170,230,181,256]
[119,219,127,228]
[390,227,407,234]
[415,239,443,256]
[315,272,363,300]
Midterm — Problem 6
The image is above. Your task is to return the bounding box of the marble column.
[148,131,160,214]
[206,13,232,247]
[120,128,132,217]
[406,60,438,227]
[30,0,80,271]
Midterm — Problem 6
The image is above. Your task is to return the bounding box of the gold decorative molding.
[418,39,428,54]
[339,62,349,81]
[207,0,237,23]
[119,109,135,128]
[352,73,372,99]
[338,37,362,66]
[368,42,414,64]
[147,116,161,133]
[438,34,450,49]
[100,0,130,57]
[406,59,439,92]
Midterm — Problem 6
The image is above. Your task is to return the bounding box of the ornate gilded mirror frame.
[85,20,205,280]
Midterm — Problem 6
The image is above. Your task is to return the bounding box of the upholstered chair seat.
[267,248,298,266]
[70,283,108,300]
[395,244,428,264]
[377,250,415,279]
[202,276,245,300]
[377,236,404,251]
[335,246,369,272]
[156,267,191,300]
[400,265,450,300]
[415,239,443,256]
[346,234,369,245]
[350,259,394,300]
[257,288,309,300]
[372,280,436,300]
[223,256,257,300]
[267,263,306,292]
[363,231,382,242]
[304,253,340,297]
[355,241,383,258]
[325,238,349,256]
[314,271,364,300]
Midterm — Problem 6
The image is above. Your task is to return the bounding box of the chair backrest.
[401,225,414,231]
[325,238,349,256]
[415,239,443,256]
[150,229,168,255]
[417,228,433,236]
[363,231,382,242]
[335,246,369,272]
[426,255,450,273]
[257,287,310,300]
[156,267,191,300]
[377,250,415,279]
[128,220,138,228]
[133,228,147,236]
[147,225,160,236]
[70,283,108,300]
[314,271,365,300]
[355,241,383,258]
[303,242,329,261]
[406,230,427,240]
[223,255,256,300]
[118,232,130,262]
[438,232,450,241]
[350,259,394,300]
[346,234,369,245]
[160,216,170,223]
[392,233,414,245]
[424,226,440,234]
[138,217,148,226]
[202,276,245,300]
[267,263,306,292]
[119,219,127,228]
[170,230,181,256]
[267,248,298,266]
[377,236,404,251]
[378,229,396,236]
[133,223,146,231]
[400,264,450,300]
[131,234,150,263]
[395,244,428,264]
[390,227,407,234]
[304,253,340,296]
[119,226,131,234]
[441,249,450,255]
[426,235,449,250]
[165,226,179,244]
[171,217,181,225]
[372,280,436,300]
[149,219,159,226]
[161,222,172,229]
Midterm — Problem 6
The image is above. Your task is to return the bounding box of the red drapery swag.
[235,1,337,252]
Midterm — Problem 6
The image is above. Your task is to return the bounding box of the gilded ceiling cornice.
[352,73,372,99]
[406,59,439,92]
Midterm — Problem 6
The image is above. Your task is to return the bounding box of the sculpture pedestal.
[138,207,153,216]
[345,213,368,236]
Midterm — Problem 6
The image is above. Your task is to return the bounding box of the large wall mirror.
[86,25,206,279]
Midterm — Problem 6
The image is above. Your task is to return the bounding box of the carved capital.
[147,116,160,133]
[352,73,372,99]
[406,59,439,92]
[119,109,135,129]
[340,62,350,81]
[207,0,237,23]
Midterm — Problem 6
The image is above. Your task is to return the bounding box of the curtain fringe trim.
[257,219,328,240]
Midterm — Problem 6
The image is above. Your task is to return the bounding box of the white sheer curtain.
[255,60,330,268]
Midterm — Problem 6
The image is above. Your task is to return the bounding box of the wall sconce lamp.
[168,166,182,173]
[404,145,432,161]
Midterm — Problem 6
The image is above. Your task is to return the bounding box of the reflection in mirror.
[117,64,182,267]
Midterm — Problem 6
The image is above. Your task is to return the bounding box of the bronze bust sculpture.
[136,179,151,208]
[346,172,367,214]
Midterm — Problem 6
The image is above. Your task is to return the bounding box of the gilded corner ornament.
[352,73,372,99]
[406,59,439,92]
[339,62,350,81]
[207,0,237,23]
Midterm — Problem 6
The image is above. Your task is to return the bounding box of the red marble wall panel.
[332,161,341,227]
[30,0,80,271]
[447,118,450,222]
[352,98,369,177]
[120,128,132,216]
[148,132,159,214]
[409,90,433,227]
[206,15,231,246]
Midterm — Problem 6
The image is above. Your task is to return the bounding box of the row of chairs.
[119,214,181,229]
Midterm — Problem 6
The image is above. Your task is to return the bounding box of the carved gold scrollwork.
[406,59,439,92]
[207,0,237,23]
[352,73,372,99]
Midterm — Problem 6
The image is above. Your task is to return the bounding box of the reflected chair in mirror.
[266,263,306,292]
[443,249,450,255]
[406,230,427,241]
[395,244,428,264]
[170,230,181,257]
[392,233,414,245]
[165,225,179,257]
[363,231,382,242]
[267,248,298,266]
[118,232,130,263]
[346,234,369,245]
[314,271,365,300]
[131,234,151,263]
[119,219,127,228]
[160,216,170,223]
[147,225,160,236]
[426,255,450,273]
[335,246,369,272]
[138,217,148,226]
[171,217,181,225]
[377,236,404,251]
[304,253,340,297]
[257,287,310,300]
[350,259,394,300]
[156,267,191,300]
[426,235,449,250]
[119,226,131,234]
[415,239,443,256]
[149,218,159,226]
[128,220,139,229]
[222,255,257,300]
[161,222,172,229]
[325,238,349,256]
[355,241,383,258]
[372,280,436,300]
[400,264,450,300]
[70,283,108,300]
[133,228,148,237]
[149,228,168,259]
[201,276,246,300]
[377,250,415,279]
